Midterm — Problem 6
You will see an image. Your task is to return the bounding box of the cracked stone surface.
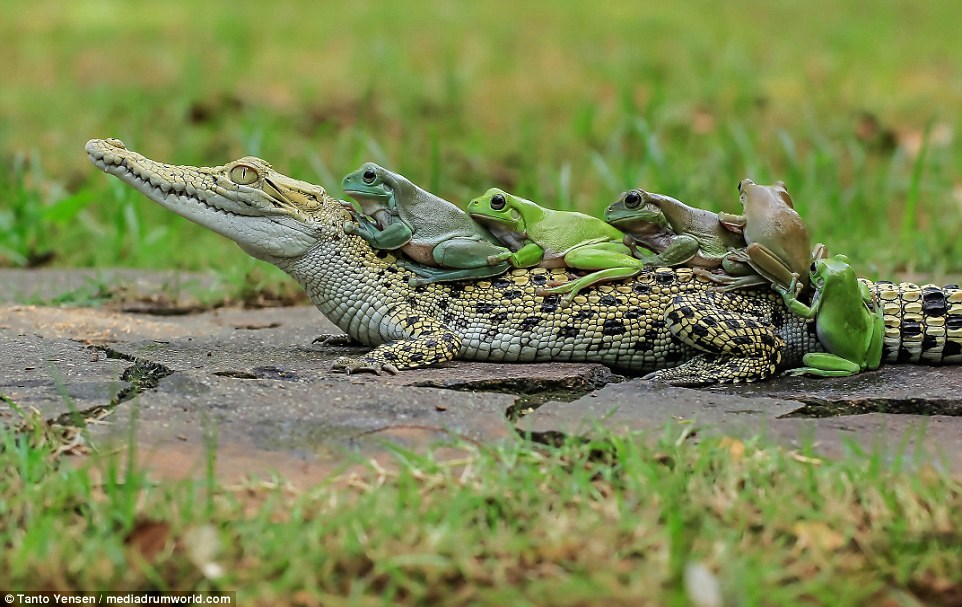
[3,269,962,483]
[520,369,962,472]
[0,334,130,423]
[0,299,604,484]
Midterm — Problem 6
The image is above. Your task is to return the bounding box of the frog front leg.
[740,242,799,293]
[656,234,725,267]
[343,212,414,250]
[539,242,644,300]
[774,273,820,319]
[488,241,546,269]
[718,211,747,234]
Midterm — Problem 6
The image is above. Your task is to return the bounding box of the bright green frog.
[775,254,884,376]
[341,163,511,285]
[467,188,656,300]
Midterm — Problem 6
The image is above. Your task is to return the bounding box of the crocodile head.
[86,138,349,261]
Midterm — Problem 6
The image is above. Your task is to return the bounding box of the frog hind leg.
[695,243,798,292]
[656,234,701,267]
[644,290,784,385]
[540,266,642,300]
[691,247,764,288]
[400,237,514,285]
[784,353,861,377]
[741,242,799,292]
[432,237,514,270]
[399,261,511,286]
[865,306,885,370]
[693,264,767,290]
[539,244,644,300]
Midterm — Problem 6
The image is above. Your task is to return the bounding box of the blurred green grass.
[2,0,961,282]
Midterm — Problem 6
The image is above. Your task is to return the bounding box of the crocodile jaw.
[85,138,326,260]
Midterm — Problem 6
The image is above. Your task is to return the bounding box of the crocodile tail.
[866,280,962,365]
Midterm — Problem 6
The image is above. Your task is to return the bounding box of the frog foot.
[331,356,399,376]
[312,333,360,347]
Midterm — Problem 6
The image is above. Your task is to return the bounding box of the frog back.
[814,270,876,361]
[659,200,744,257]
[689,220,746,257]
[528,208,625,258]
[742,184,812,276]
[396,185,499,247]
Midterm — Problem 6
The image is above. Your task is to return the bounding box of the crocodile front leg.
[645,290,784,385]
[330,315,462,375]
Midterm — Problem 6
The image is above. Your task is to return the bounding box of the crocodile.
[85,138,962,385]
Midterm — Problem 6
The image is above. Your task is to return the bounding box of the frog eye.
[810,262,817,273]
[490,194,507,210]
[362,169,377,184]
[624,190,642,208]
[229,164,259,185]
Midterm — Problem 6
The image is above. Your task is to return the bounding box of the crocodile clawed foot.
[331,356,399,376]
[312,333,359,347]
[642,369,718,387]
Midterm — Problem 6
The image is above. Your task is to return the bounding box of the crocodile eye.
[362,169,377,184]
[490,194,506,210]
[229,164,259,185]
[624,190,642,208]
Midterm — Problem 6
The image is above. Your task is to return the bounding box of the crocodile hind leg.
[644,291,784,385]
[331,315,463,375]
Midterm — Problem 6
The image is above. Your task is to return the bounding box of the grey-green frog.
[341,163,511,285]
[605,188,748,271]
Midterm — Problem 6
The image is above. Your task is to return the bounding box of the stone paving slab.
[0,303,606,484]
[90,370,516,483]
[520,369,962,472]
[3,267,962,484]
[0,334,129,423]
[716,365,962,416]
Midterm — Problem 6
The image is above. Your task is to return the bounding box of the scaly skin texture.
[85,139,962,383]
